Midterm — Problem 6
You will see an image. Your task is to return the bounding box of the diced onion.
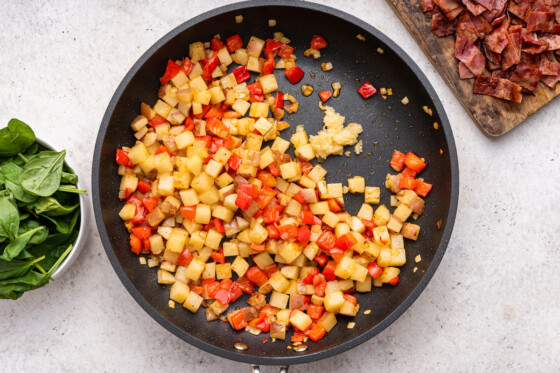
[268,19,277,27]
[235,15,243,23]
[356,34,366,41]
[401,96,409,105]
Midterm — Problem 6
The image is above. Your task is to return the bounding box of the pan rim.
[92,0,459,366]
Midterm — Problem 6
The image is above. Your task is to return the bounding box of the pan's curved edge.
[93,0,459,366]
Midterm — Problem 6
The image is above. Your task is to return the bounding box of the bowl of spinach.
[0,119,89,299]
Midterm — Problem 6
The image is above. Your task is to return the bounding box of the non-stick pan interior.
[94,1,458,366]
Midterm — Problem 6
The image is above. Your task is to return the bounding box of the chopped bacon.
[491,69,512,79]
[469,12,493,36]
[473,75,523,103]
[485,18,510,53]
[520,51,540,67]
[462,0,487,15]
[481,0,508,23]
[457,12,480,42]
[526,11,555,32]
[540,74,560,88]
[455,33,486,75]
[434,0,464,20]
[420,0,435,12]
[501,25,522,70]
[507,0,532,22]
[538,53,560,76]
[473,0,494,10]
[510,63,542,93]
[539,35,560,50]
[522,39,550,54]
[459,61,476,78]
[431,12,455,37]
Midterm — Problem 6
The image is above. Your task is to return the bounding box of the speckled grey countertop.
[1,1,559,372]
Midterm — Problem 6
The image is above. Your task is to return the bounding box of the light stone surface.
[1,1,559,372]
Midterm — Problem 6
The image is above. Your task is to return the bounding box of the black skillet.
[92,1,459,370]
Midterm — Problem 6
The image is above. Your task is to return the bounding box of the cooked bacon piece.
[456,12,480,42]
[474,76,523,103]
[522,39,550,54]
[538,53,560,76]
[526,11,555,32]
[507,0,532,22]
[491,69,511,79]
[435,0,464,20]
[473,0,494,10]
[510,63,542,93]
[481,0,507,23]
[555,7,560,24]
[421,0,435,12]
[552,24,560,34]
[431,12,455,37]
[520,52,540,67]
[469,12,493,36]
[462,0,487,15]
[540,74,560,88]
[459,61,476,78]
[485,18,510,53]
[501,25,522,70]
[540,35,560,50]
[455,34,486,75]
[484,43,501,65]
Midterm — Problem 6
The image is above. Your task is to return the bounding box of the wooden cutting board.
[386,1,560,137]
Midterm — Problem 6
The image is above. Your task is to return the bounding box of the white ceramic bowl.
[35,138,89,279]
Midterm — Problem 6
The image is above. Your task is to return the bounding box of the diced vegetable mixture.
[115,30,433,344]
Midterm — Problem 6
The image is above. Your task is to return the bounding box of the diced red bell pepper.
[299,160,313,175]
[226,34,243,53]
[358,82,377,99]
[318,90,332,103]
[263,206,282,224]
[235,276,255,294]
[313,252,329,267]
[268,162,280,177]
[206,280,221,298]
[310,35,328,50]
[263,263,279,277]
[180,205,197,220]
[215,289,231,305]
[116,149,134,167]
[315,280,327,297]
[399,176,418,190]
[160,59,181,85]
[249,314,271,332]
[291,333,306,343]
[183,116,194,131]
[302,268,319,284]
[316,231,336,250]
[278,223,298,239]
[204,107,223,119]
[361,218,376,231]
[322,260,337,281]
[181,57,193,76]
[263,53,275,75]
[176,248,194,266]
[227,154,242,171]
[232,65,250,83]
[415,180,433,197]
[148,114,168,128]
[130,233,142,255]
[211,251,226,264]
[210,37,226,51]
[202,53,220,81]
[142,238,151,253]
[246,82,263,96]
[367,261,383,279]
[264,39,283,57]
[388,276,399,286]
[256,186,277,208]
[190,284,204,295]
[256,170,277,188]
[238,183,258,198]
[390,150,406,172]
[213,218,225,234]
[275,91,284,109]
[223,110,242,119]
[307,323,326,342]
[293,191,306,204]
[154,145,173,156]
[284,66,304,84]
[142,197,159,212]
[194,105,212,120]
[300,210,315,225]
[404,152,426,173]
[229,282,243,302]
[137,180,152,194]
[206,117,229,138]
[327,198,341,212]
[401,167,418,178]
[246,266,268,287]
[251,243,266,252]
[194,135,213,148]
[336,232,357,251]
[307,304,324,320]
[329,248,345,263]
[277,44,294,59]
[297,225,311,245]
[343,294,358,306]
[267,224,280,239]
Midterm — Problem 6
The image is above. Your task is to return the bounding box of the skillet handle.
[251,365,289,373]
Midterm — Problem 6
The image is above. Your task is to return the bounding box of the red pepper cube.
[358,82,377,99]
[284,66,304,84]
[318,90,332,103]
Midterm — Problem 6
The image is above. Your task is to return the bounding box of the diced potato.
[166,231,188,253]
[254,117,273,135]
[253,252,274,269]
[245,133,263,151]
[247,36,265,57]
[174,131,195,149]
[373,205,391,226]
[194,90,212,105]
[220,73,237,90]
[350,263,368,282]
[390,247,406,266]
[289,310,312,331]
[183,291,204,313]
[338,279,354,292]
[324,280,340,294]
[295,144,315,161]
[260,74,278,94]
[185,258,206,281]
[270,137,290,154]
[179,189,200,207]
[189,76,208,91]
[279,162,301,181]
[119,204,136,221]
[284,199,302,217]
[202,261,216,279]
[191,172,214,193]
[373,226,390,246]
[303,242,320,261]
[270,321,287,340]
[355,275,372,292]
[216,263,232,280]
[339,301,359,317]
[194,203,211,224]
[232,99,251,116]
[232,48,249,65]
[154,152,174,173]
[348,176,365,193]
[290,130,308,148]
[205,229,223,249]
[401,223,420,240]
[327,183,343,198]
[322,211,340,228]
[204,159,223,178]
[379,267,400,284]
[393,203,412,222]
[209,86,226,105]
[249,102,269,118]
[232,256,249,277]
[269,272,290,293]
[213,147,232,165]
[350,217,366,233]
[128,142,149,165]
[308,165,327,183]
[313,313,336,335]
[278,242,302,264]
[216,173,234,189]
[157,175,174,196]
[309,201,329,215]
[281,265,300,279]
[387,215,403,233]
[189,42,206,62]
[188,231,207,250]
[334,256,356,280]
[170,281,190,303]
[269,291,289,309]
[212,205,234,223]
[131,115,148,132]
[324,291,345,313]
[153,99,172,118]
[149,234,165,255]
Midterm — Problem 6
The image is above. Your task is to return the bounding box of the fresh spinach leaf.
[44,209,80,234]
[57,184,86,194]
[22,143,39,156]
[20,150,65,197]
[28,231,78,271]
[0,225,47,260]
[29,196,79,217]
[0,119,36,158]
[61,172,78,185]
[0,195,20,241]
[1,162,39,203]
[0,256,44,281]
[19,220,49,245]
